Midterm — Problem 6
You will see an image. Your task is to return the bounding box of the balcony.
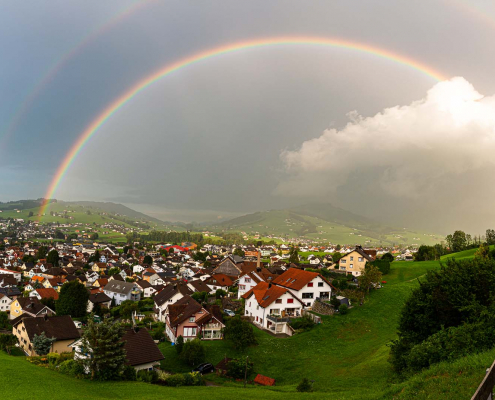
[267,315,292,323]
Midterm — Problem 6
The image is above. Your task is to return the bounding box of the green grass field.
[1,257,490,399]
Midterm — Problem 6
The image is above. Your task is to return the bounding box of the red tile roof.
[272,268,319,291]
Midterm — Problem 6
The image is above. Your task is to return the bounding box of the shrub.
[223,316,257,350]
[290,315,315,331]
[137,369,158,383]
[180,339,205,366]
[297,377,313,392]
[165,372,203,386]
[121,365,137,381]
[227,358,254,379]
[175,335,184,354]
[166,373,185,387]
[156,370,170,382]
[58,360,85,377]
[339,304,348,315]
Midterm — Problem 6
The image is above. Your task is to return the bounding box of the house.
[272,268,333,307]
[165,296,224,343]
[103,280,141,305]
[9,297,55,320]
[0,274,18,288]
[242,282,304,335]
[13,315,80,356]
[0,293,13,313]
[154,282,193,322]
[136,280,158,298]
[121,328,164,370]
[205,274,234,293]
[0,268,22,283]
[72,327,164,372]
[338,246,374,276]
[87,292,112,312]
[212,256,243,277]
[236,269,275,299]
[29,288,59,301]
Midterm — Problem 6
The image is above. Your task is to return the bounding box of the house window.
[239,285,245,290]
[350,256,354,261]
[341,259,346,264]
[245,278,251,283]
[307,282,313,287]
[275,299,282,304]
[189,317,195,322]
[358,257,363,262]
[302,293,314,299]
[318,282,324,287]
[350,264,353,269]
[183,327,197,336]
[287,299,294,304]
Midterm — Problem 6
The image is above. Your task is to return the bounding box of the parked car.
[192,363,214,375]
[223,309,235,317]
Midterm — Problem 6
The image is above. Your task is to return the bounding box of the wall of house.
[10,300,22,320]
[292,276,333,307]
[339,251,367,276]
[0,296,12,312]
[244,291,302,329]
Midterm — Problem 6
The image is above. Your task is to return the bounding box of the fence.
[472,359,495,400]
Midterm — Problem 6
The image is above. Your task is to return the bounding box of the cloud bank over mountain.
[277,78,495,232]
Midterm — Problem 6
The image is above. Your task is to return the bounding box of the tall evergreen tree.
[56,281,89,318]
[289,246,300,263]
[78,316,127,380]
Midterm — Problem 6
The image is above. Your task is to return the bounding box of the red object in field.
[381,281,387,284]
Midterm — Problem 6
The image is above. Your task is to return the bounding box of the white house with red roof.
[242,282,304,335]
[271,268,334,307]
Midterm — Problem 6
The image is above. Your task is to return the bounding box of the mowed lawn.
[1,261,445,399]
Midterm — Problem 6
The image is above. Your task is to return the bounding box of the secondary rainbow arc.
[40,36,447,218]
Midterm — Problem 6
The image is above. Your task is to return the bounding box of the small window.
[350,264,353,269]
[358,257,363,262]
[341,259,346,264]
[287,298,294,304]
[189,317,195,322]
[245,278,251,283]
[307,282,313,287]
[318,282,324,287]
[275,299,282,304]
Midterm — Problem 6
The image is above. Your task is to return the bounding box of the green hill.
[0,199,186,240]
[210,204,443,245]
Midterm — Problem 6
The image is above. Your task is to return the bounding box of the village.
[0,228,406,387]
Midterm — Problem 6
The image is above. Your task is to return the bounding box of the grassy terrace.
[1,259,491,399]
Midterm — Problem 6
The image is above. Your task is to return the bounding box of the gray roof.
[104,280,137,295]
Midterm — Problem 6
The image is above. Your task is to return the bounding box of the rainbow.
[0,0,153,148]
[40,36,446,217]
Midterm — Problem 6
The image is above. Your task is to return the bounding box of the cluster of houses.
[0,234,415,375]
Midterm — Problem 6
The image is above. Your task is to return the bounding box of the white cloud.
[276,77,495,200]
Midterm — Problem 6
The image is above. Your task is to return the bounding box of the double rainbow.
[40,36,446,217]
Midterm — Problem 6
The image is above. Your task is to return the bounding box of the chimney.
[256,251,261,270]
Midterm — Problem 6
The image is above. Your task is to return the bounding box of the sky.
[1,0,495,233]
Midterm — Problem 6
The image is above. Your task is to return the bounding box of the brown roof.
[122,327,164,366]
[195,304,224,326]
[167,296,203,327]
[88,292,111,304]
[188,279,210,293]
[18,315,80,341]
[242,282,298,308]
[206,274,235,287]
[272,268,319,291]
[154,282,192,307]
[35,288,59,300]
